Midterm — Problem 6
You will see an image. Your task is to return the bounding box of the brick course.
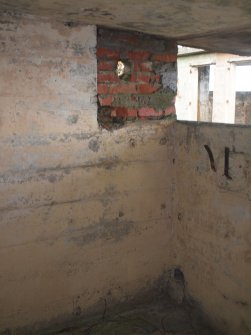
[97,28,177,128]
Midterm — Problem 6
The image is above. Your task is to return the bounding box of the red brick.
[138,107,163,118]
[164,106,176,115]
[131,73,161,84]
[127,51,151,61]
[137,84,160,94]
[109,83,138,94]
[98,95,114,106]
[130,73,151,83]
[127,109,138,117]
[137,74,151,83]
[111,107,128,118]
[111,107,138,118]
[97,84,109,94]
[130,74,137,82]
[98,61,115,71]
[134,61,153,72]
[137,73,160,85]
[151,74,161,84]
[98,72,118,83]
[97,47,120,60]
[152,53,177,62]
[112,34,140,46]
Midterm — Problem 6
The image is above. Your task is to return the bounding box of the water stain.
[67,218,134,246]
[67,114,79,124]
[88,139,100,152]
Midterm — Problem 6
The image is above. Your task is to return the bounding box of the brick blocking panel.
[97,28,177,129]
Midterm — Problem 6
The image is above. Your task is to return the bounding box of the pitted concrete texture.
[0,15,250,335]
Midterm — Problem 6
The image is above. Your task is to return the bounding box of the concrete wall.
[174,122,251,335]
[0,16,251,335]
[0,18,177,333]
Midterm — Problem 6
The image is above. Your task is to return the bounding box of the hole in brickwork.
[97,28,177,130]
[116,60,131,80]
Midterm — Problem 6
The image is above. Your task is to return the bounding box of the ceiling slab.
[0,0,251,55]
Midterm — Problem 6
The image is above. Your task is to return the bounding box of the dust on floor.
[40,299,221,335]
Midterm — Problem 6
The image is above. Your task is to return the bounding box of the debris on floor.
[40,299,221,335]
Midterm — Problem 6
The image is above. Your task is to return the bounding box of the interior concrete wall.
[174,121,251,335]
[0,19,177,333]
[0,17,251,335]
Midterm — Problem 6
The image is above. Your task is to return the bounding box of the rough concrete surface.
[0,16,250,335]
[173,122,251,335]
[0,19,178,334]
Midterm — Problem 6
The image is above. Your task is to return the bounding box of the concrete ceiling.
[0,0,251,55]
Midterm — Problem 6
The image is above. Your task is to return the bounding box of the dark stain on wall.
[88,138,100,152]
[67,218,134,246]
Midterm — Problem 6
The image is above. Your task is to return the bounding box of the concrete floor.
[40,300,221,335]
